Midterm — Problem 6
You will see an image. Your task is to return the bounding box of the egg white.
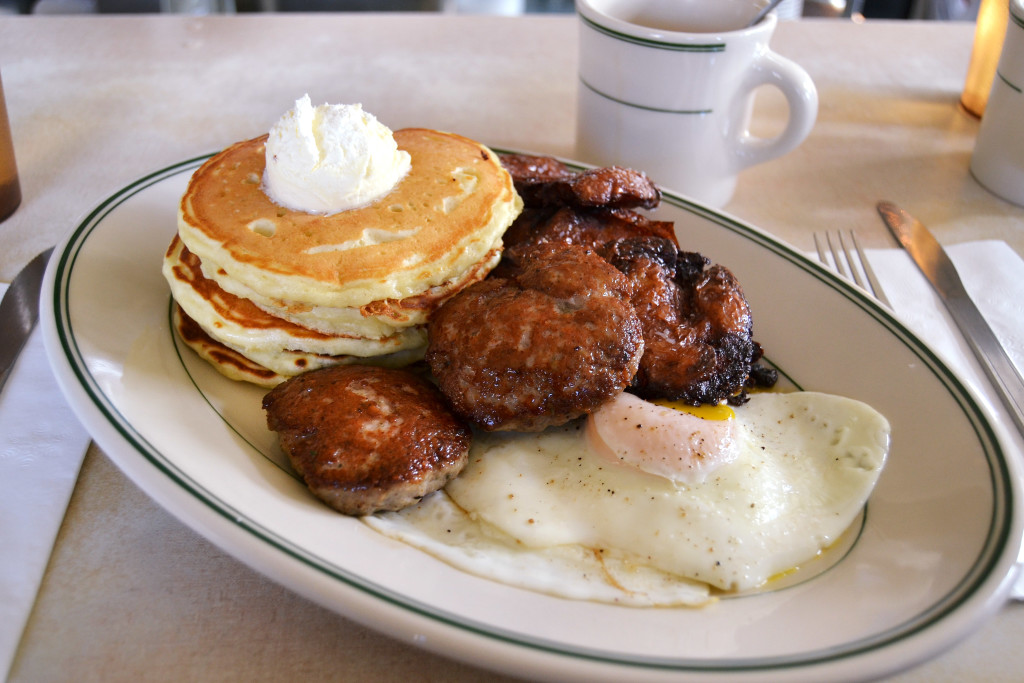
[363,391,890,607]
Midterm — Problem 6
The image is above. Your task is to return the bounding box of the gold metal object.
[961,0,1010,118]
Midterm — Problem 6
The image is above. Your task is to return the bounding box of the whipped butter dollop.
[262,96,411,214]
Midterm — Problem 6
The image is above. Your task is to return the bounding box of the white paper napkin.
[0,282,91,680]
[864,241,1024,598]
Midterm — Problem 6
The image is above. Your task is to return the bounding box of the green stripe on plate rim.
[580,76,713,115]
[51,154,1015,674]
[580,13,726,52]
[1011,3,1023,29]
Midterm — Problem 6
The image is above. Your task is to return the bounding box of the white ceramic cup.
[970,0,1024,207]
[575,0,818,207]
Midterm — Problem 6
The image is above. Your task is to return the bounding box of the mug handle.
[727,50,818,172]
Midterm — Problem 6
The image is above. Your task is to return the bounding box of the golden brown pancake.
[171,304,285,387]
[163,235,426,363]
[199,244,501,338]
[177,128,522,310]
[170,303,424,387]
[165,127,520,385]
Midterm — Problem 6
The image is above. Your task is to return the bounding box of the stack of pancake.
[163,128,522,386]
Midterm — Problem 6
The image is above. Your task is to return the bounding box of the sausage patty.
[500,153,661,210]
[426,242,644,432]
[262,365,471,516]
[602,237,758,405]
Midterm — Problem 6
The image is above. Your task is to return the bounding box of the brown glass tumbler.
[0,72,21,223]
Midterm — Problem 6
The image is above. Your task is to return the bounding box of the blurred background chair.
[804,0,978,19]
[5,0,981,27]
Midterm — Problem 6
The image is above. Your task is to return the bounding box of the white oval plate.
[42,154,1022,682]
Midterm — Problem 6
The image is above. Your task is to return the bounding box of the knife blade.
[0,247,53,393]
[877,201,1024,437]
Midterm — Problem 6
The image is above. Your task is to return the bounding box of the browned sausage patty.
[262,365,471,516]
[500,205,678,256]
[426,242,644,432]
[500,153,661,210]
[602,237,757,405]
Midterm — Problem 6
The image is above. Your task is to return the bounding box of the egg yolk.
[587,393,740,486]
[651,398,736,421]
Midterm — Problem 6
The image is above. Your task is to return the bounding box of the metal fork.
[816,229,1024,601]
[814,230,892,308]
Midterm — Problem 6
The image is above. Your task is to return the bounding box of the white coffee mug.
[575,0,818,207]
[970,0,1024,207]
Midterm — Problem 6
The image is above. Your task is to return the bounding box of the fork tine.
[838,232,867,289]
[848,231,892,308]
[813,230,892,310]
[813,232,829,267]
[825,232,849,278]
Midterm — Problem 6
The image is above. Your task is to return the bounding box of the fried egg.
[364,390,890,607]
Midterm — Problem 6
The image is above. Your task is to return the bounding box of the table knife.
[877,201,1024,437]
[0,245,94,679]
[0,247,54,393]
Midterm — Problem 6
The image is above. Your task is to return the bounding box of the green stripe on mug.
[579,78,713,115]
[580,14,726,53]
[996,70,1022,94]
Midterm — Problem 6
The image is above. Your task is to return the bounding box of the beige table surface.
[1,12,1023,683]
